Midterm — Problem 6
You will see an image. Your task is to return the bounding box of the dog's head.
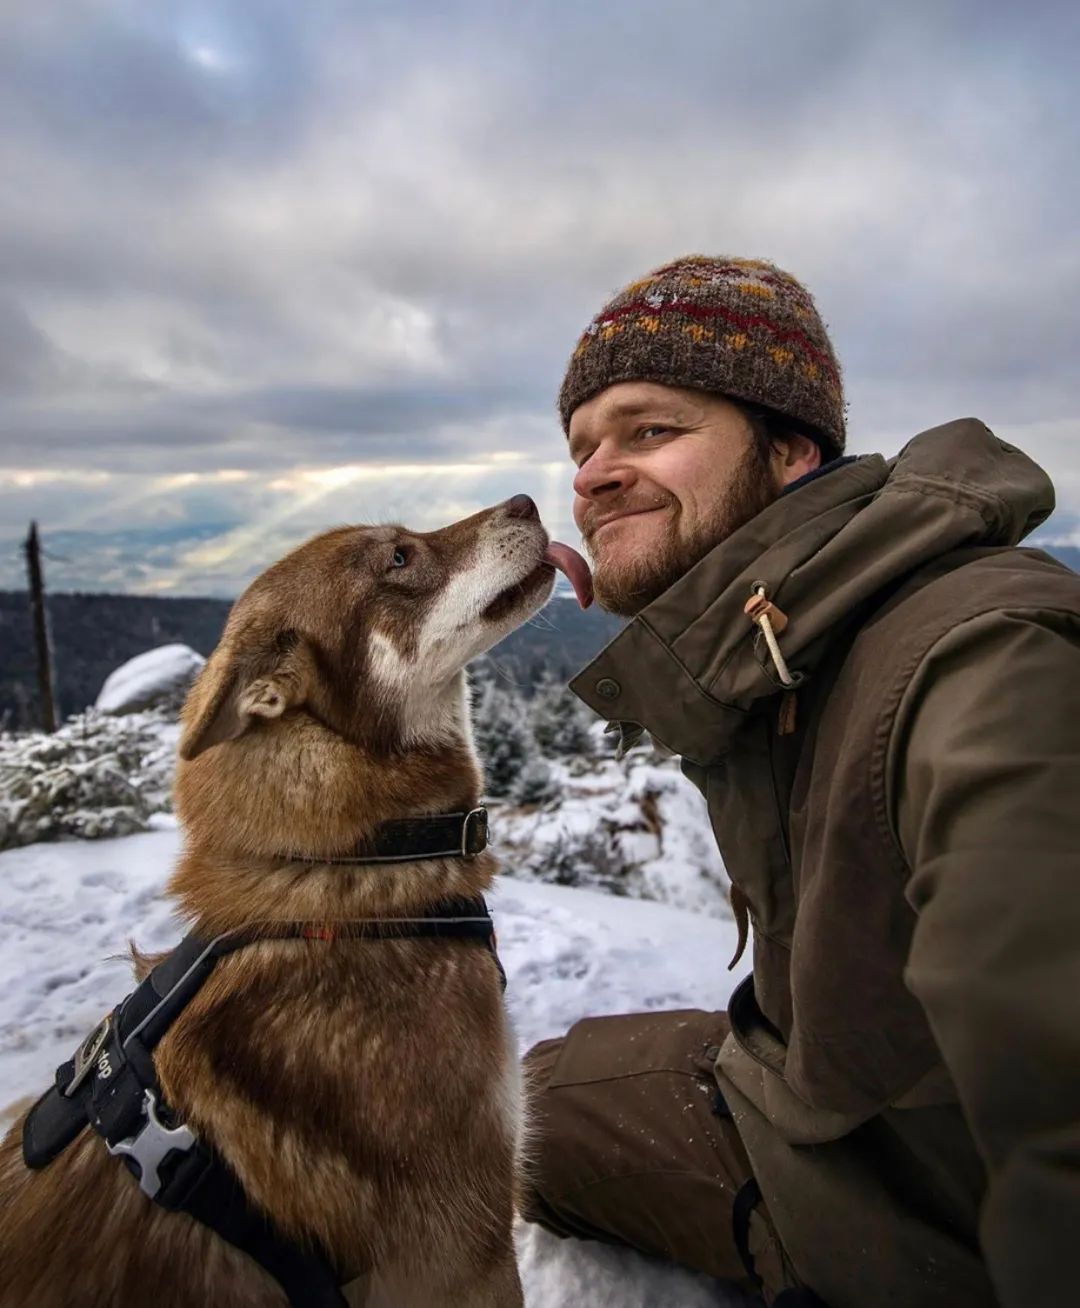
[173,497,589,859]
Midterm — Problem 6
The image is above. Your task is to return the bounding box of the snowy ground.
[0,823,754,1306]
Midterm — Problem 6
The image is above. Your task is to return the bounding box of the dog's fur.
[0,501,557,1307]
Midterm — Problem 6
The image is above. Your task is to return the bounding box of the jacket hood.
[569,418,1055,766]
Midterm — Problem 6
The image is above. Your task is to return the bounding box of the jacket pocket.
[728,974,789,1078]
[722,977,877,1146]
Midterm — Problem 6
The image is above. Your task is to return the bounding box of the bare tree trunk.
[24,521,58,733]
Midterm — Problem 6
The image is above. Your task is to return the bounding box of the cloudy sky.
[1,0,1077,596]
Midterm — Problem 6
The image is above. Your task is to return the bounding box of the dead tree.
[23,521,58,733]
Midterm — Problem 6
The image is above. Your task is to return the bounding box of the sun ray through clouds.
[152,458,545,594]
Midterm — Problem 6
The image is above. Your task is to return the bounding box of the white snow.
[496,751,732,919]
[0,818,184,1106]
[95,644,205,714]
[0,826,753,1306]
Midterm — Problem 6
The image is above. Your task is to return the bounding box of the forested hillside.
[0,591,623,730]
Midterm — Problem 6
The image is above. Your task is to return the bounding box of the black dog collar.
[283,807,490,866]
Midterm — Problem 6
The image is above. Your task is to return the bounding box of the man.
[521,255,1080,1307]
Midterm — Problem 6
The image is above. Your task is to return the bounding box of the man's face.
[569,382,816,616]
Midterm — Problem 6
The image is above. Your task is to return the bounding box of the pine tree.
[528,673,595,757]
[512,754,558,805]
[470,678,535,798]
[0,708,177,849]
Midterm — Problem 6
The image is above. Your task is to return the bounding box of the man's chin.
[586,529,671,615]
[588,516,732,616]
[591,558,682,617]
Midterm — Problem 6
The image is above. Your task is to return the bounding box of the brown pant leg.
[521,1009,794,1300]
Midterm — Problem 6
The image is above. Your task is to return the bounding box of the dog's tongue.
[543,541,594,609]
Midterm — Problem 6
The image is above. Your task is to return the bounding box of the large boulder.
[95,644,205,716]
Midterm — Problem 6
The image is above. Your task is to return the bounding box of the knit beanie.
[558,255,845,457]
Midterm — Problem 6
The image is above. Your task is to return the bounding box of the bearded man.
[520,255,1080,1308]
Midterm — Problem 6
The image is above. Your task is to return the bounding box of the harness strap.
[22,894,503,1308]
[152,1129,346,1307]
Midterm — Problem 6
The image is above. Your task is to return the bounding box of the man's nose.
[572,446,633,501]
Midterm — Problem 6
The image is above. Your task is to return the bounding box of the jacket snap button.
[595,677,621,701]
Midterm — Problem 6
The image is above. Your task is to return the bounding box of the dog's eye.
[391,547,409,568]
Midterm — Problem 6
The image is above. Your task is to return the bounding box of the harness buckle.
[461,807,488,858]
[107,1089,197,1199]
[65,1015,112,1098]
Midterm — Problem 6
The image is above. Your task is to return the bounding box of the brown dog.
[0,496,592,1307]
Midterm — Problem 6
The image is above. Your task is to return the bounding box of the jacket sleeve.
[892,604,1080,1308]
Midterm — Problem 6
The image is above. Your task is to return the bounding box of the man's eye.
[641,424,670,439]
[391,547,408,568]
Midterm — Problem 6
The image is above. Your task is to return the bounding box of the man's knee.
[518,1011,735,1246]
[520,1016,799,1296]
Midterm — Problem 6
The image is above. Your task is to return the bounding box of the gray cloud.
[1,0,1078,593]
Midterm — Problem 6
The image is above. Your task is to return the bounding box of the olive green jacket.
[571,419,1080,1307]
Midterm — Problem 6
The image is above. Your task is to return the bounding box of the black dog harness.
[22,809,503,1308]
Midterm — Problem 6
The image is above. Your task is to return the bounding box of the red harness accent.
[301,925,337,942]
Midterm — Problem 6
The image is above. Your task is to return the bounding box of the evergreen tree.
[471,678,535,798]
[529,673,595,756]
[512,754,558,806]
[0,708,177,849]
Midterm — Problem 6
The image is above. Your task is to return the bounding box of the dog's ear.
[179,631,313,762]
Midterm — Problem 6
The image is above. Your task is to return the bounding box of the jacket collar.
[570,418,1054,766]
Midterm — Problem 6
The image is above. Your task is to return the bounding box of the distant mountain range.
[2,542,1077,732]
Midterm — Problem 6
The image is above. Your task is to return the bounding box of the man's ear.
[773,431,823,487]
[179,632,312,762]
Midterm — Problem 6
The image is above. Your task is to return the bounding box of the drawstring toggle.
[744,584,798,690]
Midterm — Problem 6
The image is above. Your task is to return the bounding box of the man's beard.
[583,444,781,617]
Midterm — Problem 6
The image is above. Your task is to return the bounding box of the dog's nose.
[506,494,538,520]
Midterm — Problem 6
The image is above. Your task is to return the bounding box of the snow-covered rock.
[0,827,753,1307]
[95,644,205,715]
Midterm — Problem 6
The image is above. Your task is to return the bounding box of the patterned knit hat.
[558,255,845,457]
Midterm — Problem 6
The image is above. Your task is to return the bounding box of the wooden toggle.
[744,592,789,634]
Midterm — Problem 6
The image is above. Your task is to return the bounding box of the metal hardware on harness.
[461,806,487,857]
[65,1015,112,1098]
[107,1088,197,1199]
